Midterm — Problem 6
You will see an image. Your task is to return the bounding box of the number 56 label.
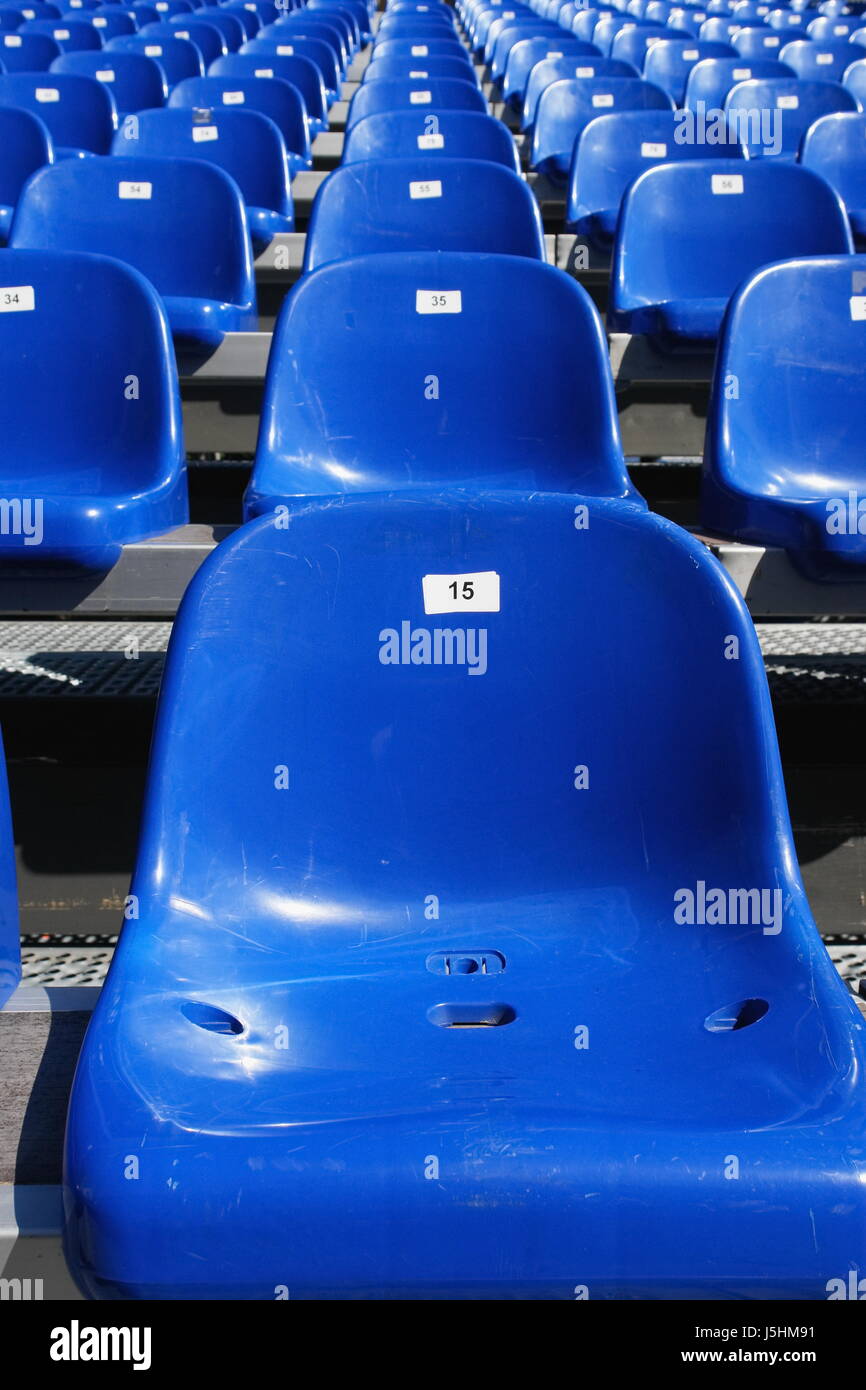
[422,571,500,614]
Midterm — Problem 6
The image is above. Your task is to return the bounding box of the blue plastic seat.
[177,9,246,53]
[730,0,772,20]
[141,19,228,68]
[246,251,631,513]
[0,247,186,570]
[592,14,653,56]
[346,76,487,130]
[0,30,62,71]
[521,55,639,131]
[609,21,673,67]
[366,54,481,84]
[106,34,205,86]
[63,479,866,1300]
[667,6,707,37]
[0,0,64,17]
[270,16,349,72]
[10,157,257,348]
[731,24,786,59]
[698,15,746,43]
[112,105,292,247]
[684,54,794,110]
[304,157,545,270]
[643,37,736,103]
[372,35,470,63]
[241,34,340,100]
[0,105,52,243]
[567,108,745,241]
[725,77,857,158]
[502,32,592,107]
[800,111,866,246]
[767,6,806,32]
[343,108,519,169]
[51,49,167,116]
[703,254,866,575]
[488,21,561,82]
[88,6,138,41]
[169,75,311,170]
[20,16,102,51]
[779,37,861,81]
[808,14,866,42]
[218,5,263,42]
[0,71,115,155]
[211,51,328,137]
[531,75,673,179]
[610,159,852,343]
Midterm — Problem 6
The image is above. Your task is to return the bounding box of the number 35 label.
[416,290,462,314]
[422,571,501,614]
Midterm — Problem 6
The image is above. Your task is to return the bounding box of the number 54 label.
[422,571,500,614]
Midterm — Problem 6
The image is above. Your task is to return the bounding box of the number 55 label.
[422,571,500,614]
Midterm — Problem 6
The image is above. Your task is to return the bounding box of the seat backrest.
[731,24,786,59]
[489,20,561,79]
[0,245,181,495]
[567,108,744,233]
[9,156,255,306]
[111,104,290,216]
[365,54,481,84]
[609,21,672,67]
[808,14,866,41]
[342,107,520,170]
[531,76,673,171]
[684,55,794,111]
[247,251,630,512]
[106,34,206,86]
[177,9,245,52]
[0,31,62,72]
[779,37,861,81]
[800,111,866,215]
[0,71,115,150]
[51,48,168,113]
[88,7,137,41]
[169,75,310,160]
[766,6,806,31]
[844,57,866,110]
[141,20,228,68]
[725,77,857,157]
[703,254,866,542]
[643,37,736,102]
[304,157,545,270]
[502,32,591,104]
[0,104,52,207]
[522,55,639,130]
[211,50,327,122]
[611,160,852,327]
[592,15,653,56]
[20,17,102,51]
[241,34,340,93]
[372,35,469,61]
[346,76,487,130]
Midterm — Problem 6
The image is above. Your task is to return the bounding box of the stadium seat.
[241,34,341,102]
[88,7,138,41]
[51,50,168,117]
[178,9,246,53]
[779,37,861,82]
[800,111,866,247]
[269,16,349,73]
[112,105,292,247]
[501,33,592,108]
[808,15,866,42]
[0,71,115,156]
[731,25,786,59]
[63,481,866,1300]
[843,58,866,112]
[346,76,487,131]
[9,157,257,349]
[0,0,65,17]
[592,14,652,56]
[0,105,53,243]
[106,34,205,87]
[488,22,563,83]
[169,75,312,171]
[531,76,674,179]
[703,255,866,575]
[567,109,745,242]
[725,78,857,158]
[610,22,674,68]
[246,251,633,513]
[210,51,328,138]
[371,36,472,63]
[303,157,545,270]
[610,160,853,343]
[643,38,736,104]
[0,248,186,570]
[141,20,228,68]
[20,17,102,52]
[767,6,807,32]
[684,55,794,111]
[342,108,520,170]
[0,30,62,72]
[521,56,640,132]
[0,727,17,1011]
[365,54,482,84]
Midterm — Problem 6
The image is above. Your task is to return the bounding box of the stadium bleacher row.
[0,0,865,1302]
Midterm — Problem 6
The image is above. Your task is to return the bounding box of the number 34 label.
[422,571,501,614]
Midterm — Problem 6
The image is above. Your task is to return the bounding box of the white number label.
[254,68,274,76]
[711,174,744,194]
[416,290,462,314]
[409,70,428,77]
[733,67,751,78]
[409,179,442,199]
[592,93,614,107]
[850,297,866,321]
[641,141,666,157]
[95,70,115,82]
[423,572,500,614]
[417,132,444,149]
[35,89,60,102]
[53,29,70,38]
[3,35,22,46]
[411,45,428,56]
[778,94,798,108]
[816,53,833,64]
[118,181,152,199]
[222,91,245,104]
[683,49,698,59]
[277,45,294,54]
[192,125,219,142]
[575,66,594,76]
[409,90,432,103]
[144,45,162,56]
[763,35,780,45]
[0,286,34,313]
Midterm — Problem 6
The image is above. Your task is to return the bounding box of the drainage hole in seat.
[181,1001,244,1035]
[427,1002,516,1029]
[704,998,769,1033]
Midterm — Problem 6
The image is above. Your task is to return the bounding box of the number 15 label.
[422,571,501,614]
